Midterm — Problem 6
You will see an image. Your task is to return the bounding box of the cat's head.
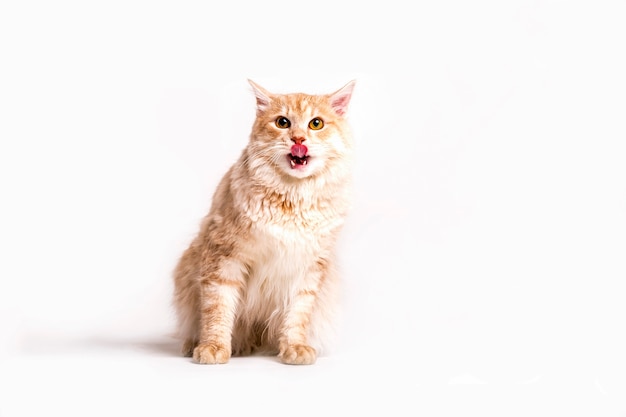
[246,80,355,180]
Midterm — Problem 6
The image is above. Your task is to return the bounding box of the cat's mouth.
[288,144,309,169]
[289,154,309,168]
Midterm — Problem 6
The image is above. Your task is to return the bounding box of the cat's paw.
[193,343,230,364]
[278,344,316,365]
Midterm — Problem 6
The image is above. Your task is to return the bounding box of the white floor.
[2,333,626,417]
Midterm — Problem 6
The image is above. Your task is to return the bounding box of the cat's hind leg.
[172,246,202,357]
[181,338,197,357]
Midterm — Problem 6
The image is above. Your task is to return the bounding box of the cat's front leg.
[278,293,317,364]
[193,260,244,364]
[277,271,323,365]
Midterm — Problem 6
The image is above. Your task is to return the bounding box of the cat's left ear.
[329,80,356,116]
[248,79,272,114]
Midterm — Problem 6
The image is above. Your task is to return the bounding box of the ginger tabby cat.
[173,80,355,364]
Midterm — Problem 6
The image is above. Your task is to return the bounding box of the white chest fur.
[237,204,341,319]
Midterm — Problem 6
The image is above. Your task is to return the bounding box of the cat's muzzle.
[289,143,309,168]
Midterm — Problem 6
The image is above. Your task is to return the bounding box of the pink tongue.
[291,143,308,158]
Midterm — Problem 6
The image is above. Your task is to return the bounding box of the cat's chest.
[240,214,321,289]
[243,193,343,238]
[236,184,347,266]
[243,203,342,263]
[251,209,334,250]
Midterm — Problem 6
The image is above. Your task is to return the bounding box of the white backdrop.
[1,1,625,416]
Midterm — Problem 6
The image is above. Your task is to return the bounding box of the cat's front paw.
[278,344,317,365]
[193,343,230,364]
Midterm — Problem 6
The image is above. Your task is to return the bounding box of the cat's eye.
[275,117,291,129]
[308,118,324,130]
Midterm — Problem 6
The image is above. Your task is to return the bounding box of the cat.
[172,80,356,365]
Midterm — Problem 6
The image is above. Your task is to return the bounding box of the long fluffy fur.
[172,80,355,364]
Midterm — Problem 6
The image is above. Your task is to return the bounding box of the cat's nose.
[291,136,306,145]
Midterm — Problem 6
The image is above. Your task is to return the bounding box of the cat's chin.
[284,165,314,179]
[282,154,316,179]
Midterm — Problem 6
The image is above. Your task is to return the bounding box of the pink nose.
[291,136,305,145]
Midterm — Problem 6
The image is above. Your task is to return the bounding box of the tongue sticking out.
[289,143,309,169]
[291,143,308,158]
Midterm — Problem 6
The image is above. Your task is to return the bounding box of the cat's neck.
[232,174,351,230]
[231,150,351,213]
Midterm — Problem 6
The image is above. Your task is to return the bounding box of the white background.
[1,1,625,416]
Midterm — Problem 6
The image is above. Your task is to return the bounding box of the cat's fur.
[172,80,355,365]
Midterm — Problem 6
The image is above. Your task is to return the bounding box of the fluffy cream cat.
[172,80,355,365]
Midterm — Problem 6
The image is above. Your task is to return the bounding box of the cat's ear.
[329,80,356,116]
[248,79,272,114]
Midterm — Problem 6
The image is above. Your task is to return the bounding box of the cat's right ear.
[329,80,356,117]
[248,79,272,114]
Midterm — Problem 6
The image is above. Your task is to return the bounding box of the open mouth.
[289,154,308,168]
[289,144,309,169]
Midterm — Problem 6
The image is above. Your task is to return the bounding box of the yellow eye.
[308,118,324,130]
[275,116,291,129]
